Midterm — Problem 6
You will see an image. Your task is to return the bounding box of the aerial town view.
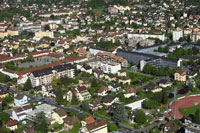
[0,0,200,132]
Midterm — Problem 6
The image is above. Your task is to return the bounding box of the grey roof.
[101,95,116,103]
[32,64,74,77]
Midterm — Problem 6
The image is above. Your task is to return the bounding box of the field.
[179,105,200,116]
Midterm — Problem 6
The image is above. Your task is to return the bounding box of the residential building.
[98,86,109,96]
[64,116,79,130]
[96,52,128,67]
[12,104,33,121]
[52,108,67,124]
[173,29,183,42]
[14,93,28,106]
[83,120,107,133]
[101,95,119,106]
[6,120,18,131]
[123,88,136,98]
[128,33,166,41]
[29,64,74,87]
[27,104,56,120]
[174,70,186,82]
[159,79,172,88]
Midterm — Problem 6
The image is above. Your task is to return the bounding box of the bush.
[134,110,147,124]
[108,123,119,131]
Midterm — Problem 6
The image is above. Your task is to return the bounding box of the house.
[108,84,120,92]
[52,108,67,124]
[159,79,172,88]
[81,116,96,127]
[118,70,127,77]
[93,70,104,79]
[64,116,79,130]
[0,90,9,98]
[101,95,119,106]
[22,127,36,133]
[80,65,92,74]
[14,93,28,106]
[123,88,136,98]
[98,86,109,96]
[12,104,33,121]
[105,74,117,82]
[119,76,131,85]
[78,77,91,88]
[22,128,36,133]
[174,70,186,82]
[89,99,103,111]
[73,86,91,101]
[6,120,18,131]
[160,121,181,133]
[84,120,107,133]
[145,82,162,93]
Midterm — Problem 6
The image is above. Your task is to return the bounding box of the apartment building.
[96,52,128,67]
[29,64,74,87]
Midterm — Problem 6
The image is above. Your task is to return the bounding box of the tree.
[55,87,63,105]
[142,99,158,109]
[134,110,147,124]
[24,79,33,91]
[69,122,80,133]
[33,112,48,133]
[0,112,10,124]
[161,90,168,104]
[52,76,58,88]
[108,123,119,131]
[71,93,79,105]
[50,15,55,19]
[194,108,200,124]
[70,109,76,116]
[81,101,90,112]
[91,79,97,88]
[44,24,50,31]
[112,104,127,123]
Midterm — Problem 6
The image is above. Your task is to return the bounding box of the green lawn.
[179,105,200,116]
[127,72,156,84]
[92,9,103,14]
[95,110,112,120]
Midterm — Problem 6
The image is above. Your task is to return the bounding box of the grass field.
[179,105,200,116]
[92,9,103,14]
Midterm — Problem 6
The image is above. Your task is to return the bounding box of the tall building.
[173,29,183,42]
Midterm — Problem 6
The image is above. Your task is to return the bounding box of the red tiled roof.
[77,86,87,93]
[84,116,96,125]
[65,56,87,62]
[28,50,51,56]
[98,86,109,93]
[48,53,64,58]
[0,97,3,102]
[7,120,17,127]
[15,60,65,75]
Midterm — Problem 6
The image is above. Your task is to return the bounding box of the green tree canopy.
[112,104,127,123]
[24,79,33,91]
[0,112,10,124]
[81,101,90,112]
[33,112,48,133]
[134,110,147,124]
[71,93,79,105]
